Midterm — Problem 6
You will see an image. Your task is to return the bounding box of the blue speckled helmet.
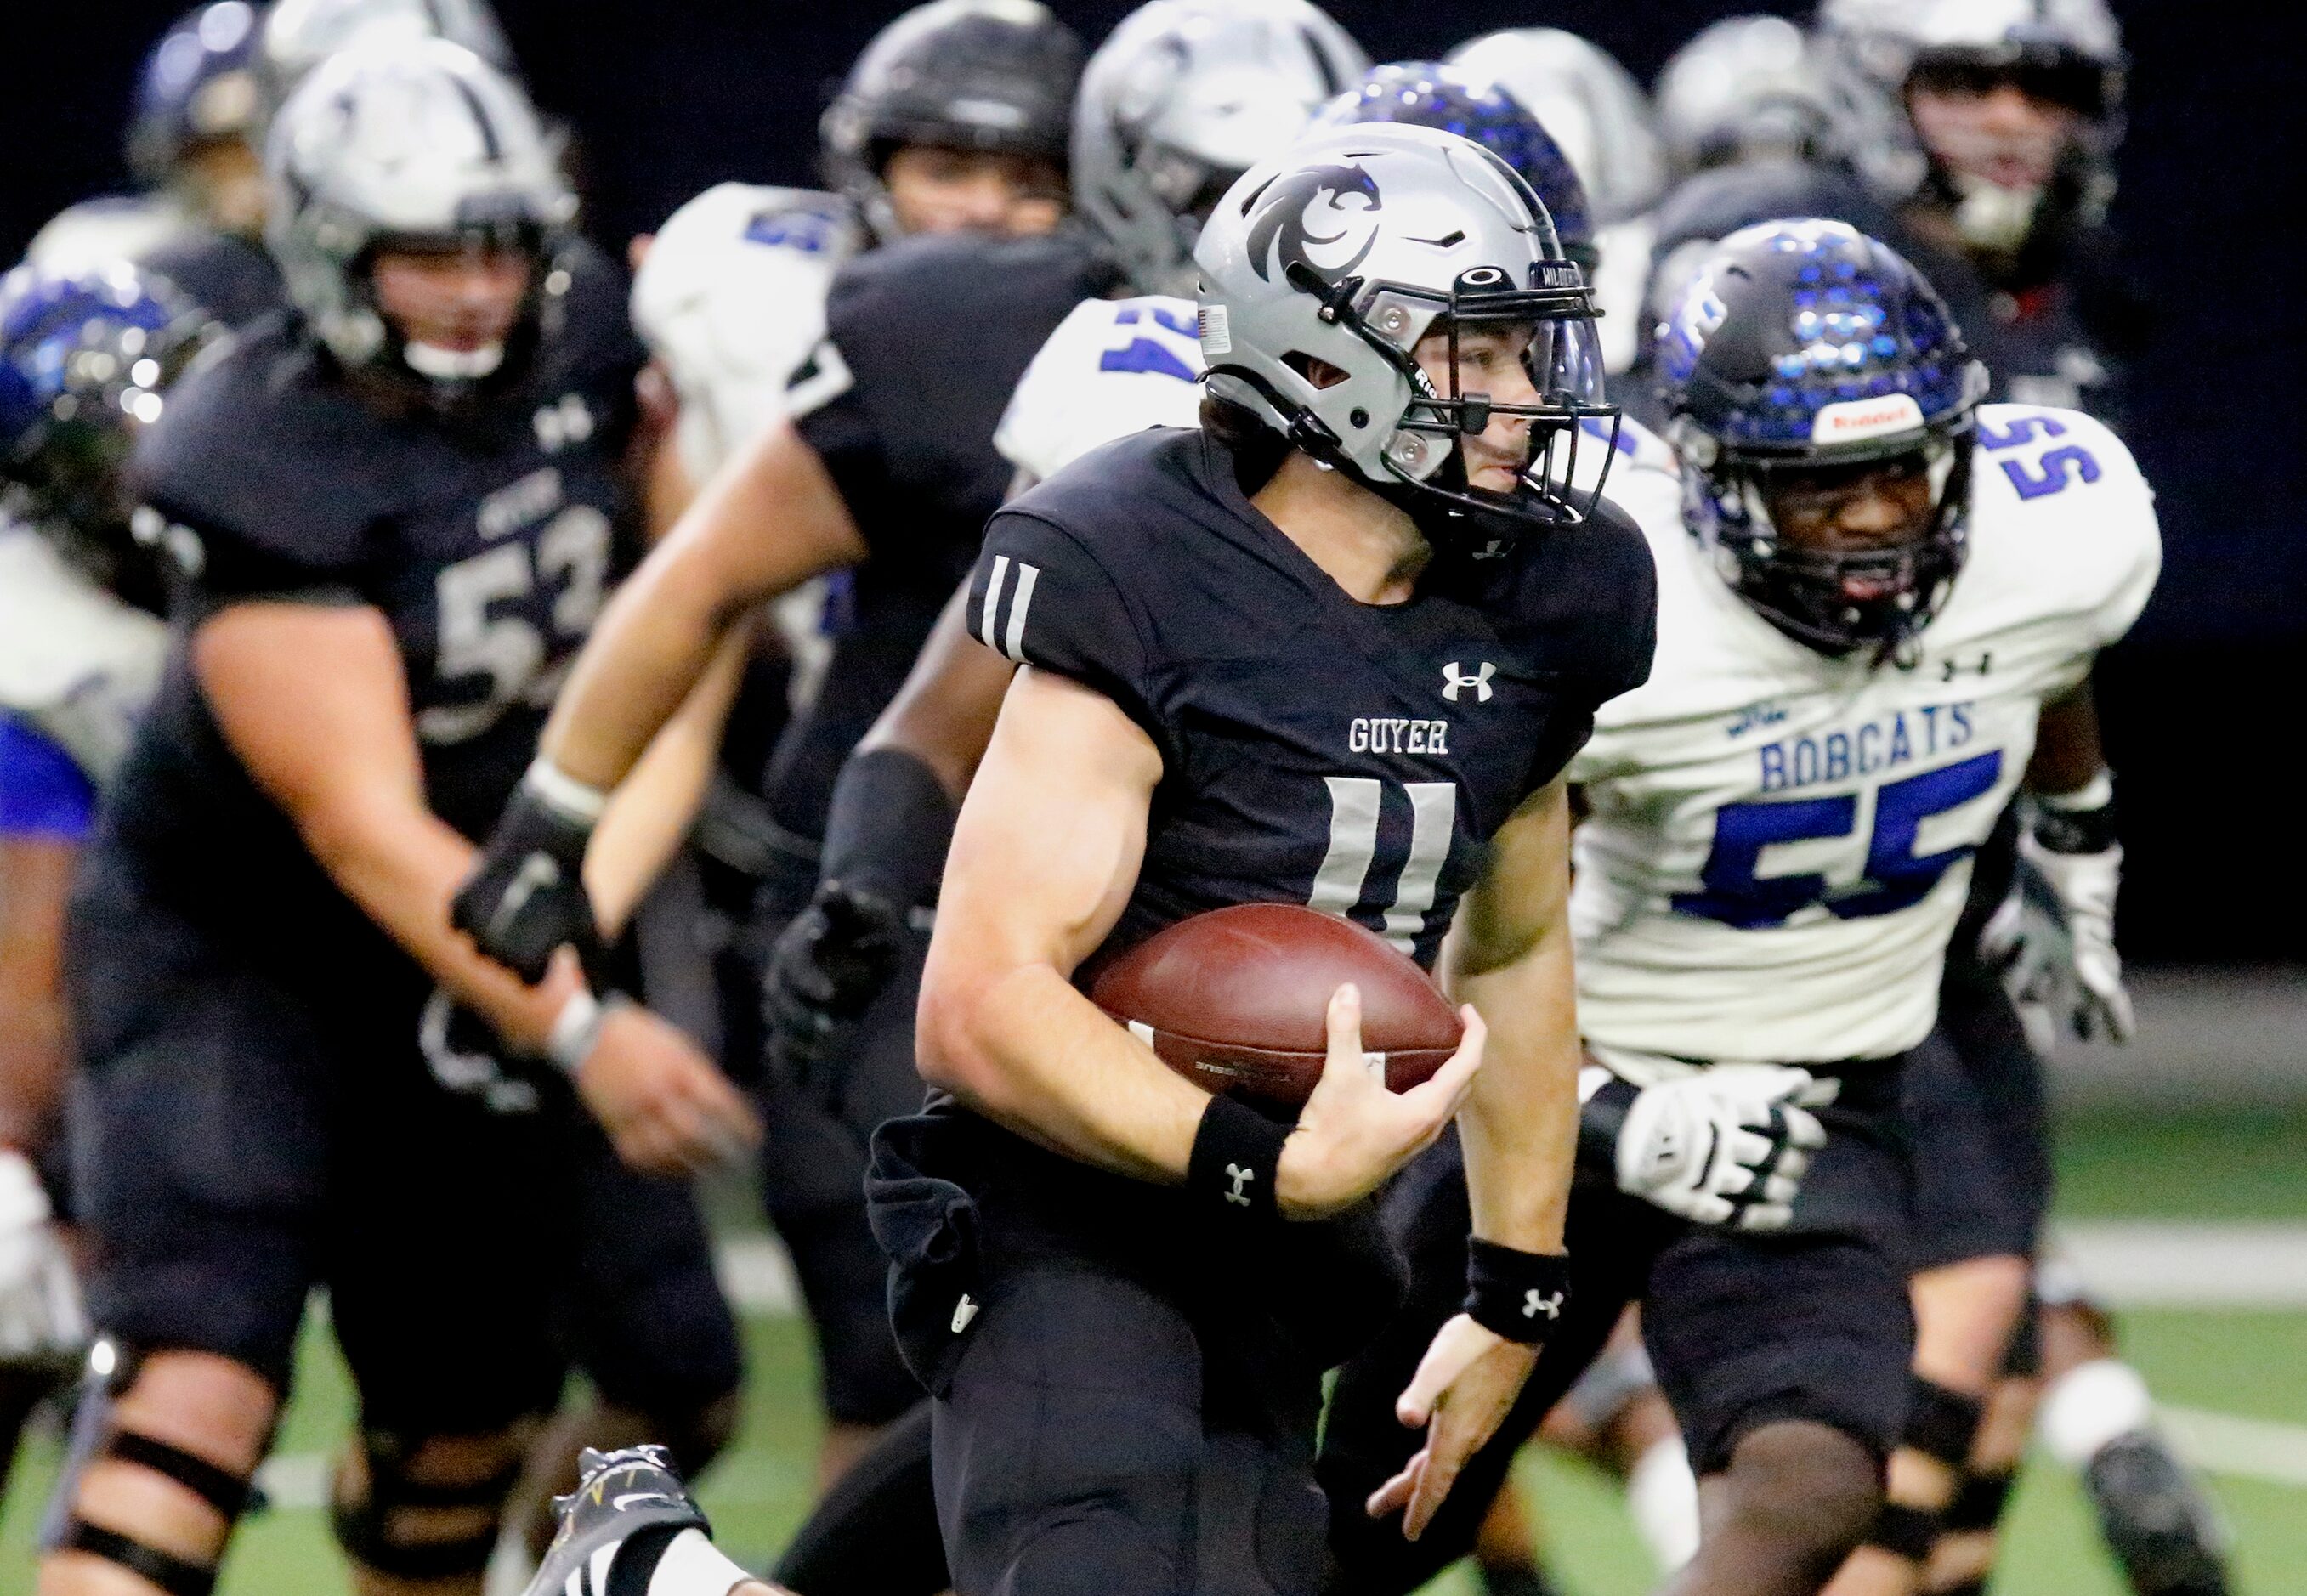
[1312,61,1597,274]
[0,263,218,591]
[1655,218,1988,656]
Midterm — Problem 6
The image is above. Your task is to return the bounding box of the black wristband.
[2029,786,2119,855]
[1464,1237,1573,1344]
[821,747,961,910]
[1187,1094,1289,1224]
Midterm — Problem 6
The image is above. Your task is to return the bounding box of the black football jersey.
[1640,160,2138,429]
[965,427,1657,974]
[139,227,286,331]
[761,225,1125,848]
[94,242,644,998]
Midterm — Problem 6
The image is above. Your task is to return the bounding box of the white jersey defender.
[632,183,862,481]
[1568,403,2158,1064]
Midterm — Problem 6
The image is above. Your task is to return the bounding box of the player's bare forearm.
[317,799,581,1049]
[2026,678,2106,797]
[857,581,1016,801]
[196,602,577,1050]
[924,957,1210,1182]
[916,665,1208,1180]
[1446,778,1579,1253]
[541,416,868,790]
[0,836,75,1148]
[584,622,754,934]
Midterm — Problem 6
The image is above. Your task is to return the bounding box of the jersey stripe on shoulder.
[978,553,1042,664]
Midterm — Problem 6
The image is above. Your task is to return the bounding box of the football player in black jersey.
[519,119,1654,1596]
[754,54,1665,1596]
[41,42,759,1596]
[618,0,1095,1493]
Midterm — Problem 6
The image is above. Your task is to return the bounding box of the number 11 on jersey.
[1310,776,1458,952]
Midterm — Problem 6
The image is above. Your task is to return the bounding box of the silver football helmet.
[1074,0,1367,296]
[1816,0,2125,238]
[264,38,574,399]
[259,0,514,111]
[1444,29,1666,224]
[1195,122,1613,531]
[1656,15,1835,178]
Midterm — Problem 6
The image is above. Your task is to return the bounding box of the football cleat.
[524,1446,708,1596]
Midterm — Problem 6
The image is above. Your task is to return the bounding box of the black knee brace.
[332,1429,523,1581]
[1944,1468,2018,1535]
[1903,1375,1986,1469]
[48,1340,262,1596]
[56,1432,258,1596]
[1865,1501,1942,1564]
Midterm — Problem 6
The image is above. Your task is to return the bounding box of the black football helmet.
[820,0,1085,243]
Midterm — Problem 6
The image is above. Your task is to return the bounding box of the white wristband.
[547,989,607,1076]
[524,757,610,826]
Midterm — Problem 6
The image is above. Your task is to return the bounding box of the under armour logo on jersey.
[1523,1288,1564,1322]
[533,393,594,452]
[979,555,1042,664]
[1223,1163,1256,1206]
[1441,661,1495,703]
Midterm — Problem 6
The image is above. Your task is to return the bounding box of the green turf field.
[8,1104,2304,1593]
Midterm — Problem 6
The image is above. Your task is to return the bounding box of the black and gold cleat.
[524,1446,710,1596]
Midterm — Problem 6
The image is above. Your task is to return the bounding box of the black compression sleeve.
[819,746,960,909]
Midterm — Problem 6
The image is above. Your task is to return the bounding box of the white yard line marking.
[2160,1406,2307,1489]
[2052,1222,2307,1307]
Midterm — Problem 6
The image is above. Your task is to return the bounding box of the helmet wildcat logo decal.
[1242,161,1382,285]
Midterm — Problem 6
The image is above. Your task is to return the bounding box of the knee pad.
[48,1341,260,1596]
[331,1428,522,1582]
[1904,1374,1985,1469]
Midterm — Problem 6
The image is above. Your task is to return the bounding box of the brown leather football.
[1089,903,1464,1108]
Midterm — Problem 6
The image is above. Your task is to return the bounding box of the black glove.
[762,879,910,1088]
[451,769,604,983]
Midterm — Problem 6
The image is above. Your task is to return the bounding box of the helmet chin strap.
[402,339,507,381]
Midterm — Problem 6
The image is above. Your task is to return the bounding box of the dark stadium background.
[4,1,2301,959]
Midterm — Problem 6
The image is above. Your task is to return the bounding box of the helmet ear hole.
[1281,351,1349,389]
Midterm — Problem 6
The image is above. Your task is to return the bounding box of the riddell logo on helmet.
[1811,394,1924,445]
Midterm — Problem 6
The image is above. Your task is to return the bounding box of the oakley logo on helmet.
[1242,161,1382,285]
[1811,393,1925,444]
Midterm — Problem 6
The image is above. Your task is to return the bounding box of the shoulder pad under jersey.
[1963,401,2161,651]
[995,293,1205,486]
[632,184,863,477]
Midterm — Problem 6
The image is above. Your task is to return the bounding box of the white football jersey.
[632,184,864,701]
[0,523,167,784]
[995,291,1675,492]
[631,183,863,483]
[1567,404,2159,1064]
[995,295,1205,484]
